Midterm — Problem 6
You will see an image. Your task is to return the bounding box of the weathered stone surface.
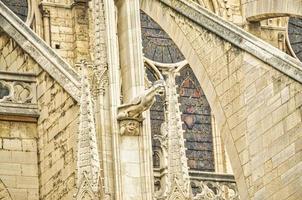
[0,0,302,200]
[141,0,302,199]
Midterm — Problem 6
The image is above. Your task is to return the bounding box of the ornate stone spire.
[158,67,191,200]
[75,60,101,200]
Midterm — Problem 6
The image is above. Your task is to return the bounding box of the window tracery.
[287,17,302,61]
[140,11,185,63]
[141,11,215,176]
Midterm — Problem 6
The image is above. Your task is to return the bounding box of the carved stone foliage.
[191,180,239,200]
[0,179,13,200]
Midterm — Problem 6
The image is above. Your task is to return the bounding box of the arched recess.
[140,0,249,199]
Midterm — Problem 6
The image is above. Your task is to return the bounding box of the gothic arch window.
[287,17,302,61]
[140,11,185,63]
[0,0,29,22]
[176,66,214,171]
[141,12,215,173]
[153,151,161,168]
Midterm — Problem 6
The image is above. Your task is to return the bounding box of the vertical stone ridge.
[75,60,101,199]
[91,0,109,97]
[163,69,191,199]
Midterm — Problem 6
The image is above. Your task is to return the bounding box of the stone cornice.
[159,0,302,83]
[0,1,81,102]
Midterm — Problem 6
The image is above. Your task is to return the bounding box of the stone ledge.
[159,0,302,84]
[0,71,36,82]
[189,170,236,182]
[244,0,302,22]
[0,1,80,102]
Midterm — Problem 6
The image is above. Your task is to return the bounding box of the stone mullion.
[103,0,122,199]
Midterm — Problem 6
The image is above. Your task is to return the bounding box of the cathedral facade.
[0,0,301,199]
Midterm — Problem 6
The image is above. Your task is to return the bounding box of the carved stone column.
[41,8,51,45]
[116,0,153,199]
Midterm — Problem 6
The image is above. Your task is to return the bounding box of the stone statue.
[117,80,165,121]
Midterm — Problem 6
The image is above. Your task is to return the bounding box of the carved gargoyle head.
[153,80,166,96]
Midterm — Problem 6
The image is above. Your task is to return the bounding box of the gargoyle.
[117,80,165,121]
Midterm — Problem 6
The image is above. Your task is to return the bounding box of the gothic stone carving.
[0,80,35,104]
[117,80,165,136]
[118,80,165,119]
[119,118,140,136]
[191,180,239,200]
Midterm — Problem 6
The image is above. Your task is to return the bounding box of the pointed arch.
[140,0,249,198]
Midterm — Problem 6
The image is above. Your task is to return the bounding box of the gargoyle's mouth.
[158,91,165,95]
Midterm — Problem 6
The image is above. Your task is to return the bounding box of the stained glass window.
[141,12,215,172]
[140,11,185,63]
[288,17,302,61]
[1,0,28,22]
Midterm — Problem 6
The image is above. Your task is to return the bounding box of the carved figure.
[120,119,140,136]
[117,80,165,120]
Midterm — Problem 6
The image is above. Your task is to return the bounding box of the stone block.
[0,175,17,187]
[8,188,28,200]
[21,164,38,176]
[22,139,37,152]
[285,111,301,131]
[0,150,12,163]
[11,152,38,164]
[0,163,21,176]
[17,176,39,189]
[3,139,22,151]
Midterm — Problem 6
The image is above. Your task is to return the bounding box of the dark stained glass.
[288,17,302,61]
[176,66,215,172]
[142,12,214,172]
[0,0,28,22]
[146,65,166,155]
[140,11,185,63]
[0,82,10,99]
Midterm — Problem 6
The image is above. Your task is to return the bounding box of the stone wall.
[0,32,40,200]
[40,1,91,66]
[37,71,79,200]
[0,121,39,200]
[0,33,40,73]
[0,28,80,200]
